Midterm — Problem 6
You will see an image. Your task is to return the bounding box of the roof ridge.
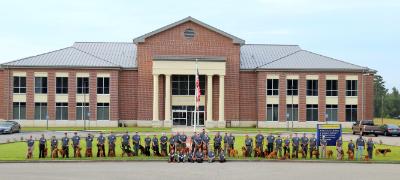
[300,50,367,69]
[2,47,74,66]
[243,43,300,47]
[255,50,303,69]
[70,47,121,67]
[74,42,133,44]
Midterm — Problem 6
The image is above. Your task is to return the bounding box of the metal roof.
[240,44,301,69]
[257,50,370,71]
[72,42,137,68]
[1,47,120,68]
[133,16,245,45]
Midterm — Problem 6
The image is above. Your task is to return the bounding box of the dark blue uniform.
[213,135,222,155]
[97,135,106,157]
[132,134,140,156]
[61,136,69,158]
[292,136,300,158]
[160,135,168,155]
[39,137,46,158]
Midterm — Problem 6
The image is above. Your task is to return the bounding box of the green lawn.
[209,128,352,134]
[22,127,171,133]
[0,135,398,162]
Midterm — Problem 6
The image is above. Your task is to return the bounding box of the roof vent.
[184,28,195,39]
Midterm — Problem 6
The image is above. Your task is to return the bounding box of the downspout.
[6,65,10,120]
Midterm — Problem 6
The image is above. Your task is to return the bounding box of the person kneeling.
[219,151,226,163]
[169,149,176,163]
[195,150,204,163]
[178,149,185,163]
[187,151,194,163]
[208,150,215,163]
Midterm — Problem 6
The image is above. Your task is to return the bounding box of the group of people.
[26,129,376,161]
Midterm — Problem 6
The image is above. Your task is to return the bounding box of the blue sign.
[316,124,342,146]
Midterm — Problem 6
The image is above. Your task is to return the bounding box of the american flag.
[195,63,201,110]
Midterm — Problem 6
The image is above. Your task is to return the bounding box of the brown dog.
[347,150,354,160]
[327,150,333,159]
[253,147,262,158]
[312,150,319,159]
[241,146,248,157]
[75,147,82,158]
[51,148,59,159]
[86,148,93,157]
[364,155,370,161]
[375,148,391,156]
[44,147,48,158]
[229,148,238,158]
[268,151,277,159]
[26,147,33,159]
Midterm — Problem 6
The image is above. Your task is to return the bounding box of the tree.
[373,75,388,117]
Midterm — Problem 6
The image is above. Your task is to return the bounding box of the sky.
[0,0,399,89]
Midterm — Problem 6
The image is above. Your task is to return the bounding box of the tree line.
[374,75,400,118]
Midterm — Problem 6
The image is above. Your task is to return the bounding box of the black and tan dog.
[86,148,93,157]
[375,148,391,156]
[253,147,262,158]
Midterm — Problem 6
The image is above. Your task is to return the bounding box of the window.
[286,104,298,121]
[346,105,358,122]
[97,103,109,120]
[326,105,338,121]
[35,77,47,94]
[97,77,110,94]
[346,80,358,96]
[56,103,68,120]
[306,104,318,121]
[266,104,279,121]
[34,103,47,120]
[287,79,298,96]
[77,77,89,94]
[267,79,279,96]
[56,77,68,94]
[306,80,318,96]
[13,102,26,120]
[76,103,89,120]
[172,75,205,95]
[13,76,26,93]
[326,80,338,96]
[184,28,195,39]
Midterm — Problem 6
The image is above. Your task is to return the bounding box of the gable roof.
[2,47,120,68]
[257,50,371,72]
[133,16,245,44]
[72,42,137,68]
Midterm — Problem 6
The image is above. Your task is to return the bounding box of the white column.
[207,75,213,121]
[164,74,172,127]
[152,74,159,121]
[218,75,225,127]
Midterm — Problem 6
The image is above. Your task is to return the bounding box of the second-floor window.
[306,80,318,96]
[35,77,48,94]
[267,79,279,96]
[77,77,89,94]
[346,80,358,96]
[287,79,298,96]
[56,77,68,94]
[326,80,338,96]
[97,77,110,94]
[13,76,26,93]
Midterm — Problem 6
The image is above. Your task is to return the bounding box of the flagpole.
[194,59,198,132]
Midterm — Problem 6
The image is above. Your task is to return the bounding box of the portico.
[152,56,226,128]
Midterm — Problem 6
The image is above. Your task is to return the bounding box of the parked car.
[352,120,380,136]
[378,124,400,136]
[0,121,21,134]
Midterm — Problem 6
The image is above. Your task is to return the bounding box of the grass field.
[0,135,398,162]
[22,127,171,133]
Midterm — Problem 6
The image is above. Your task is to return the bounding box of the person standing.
[244,134,253,157]
[39,134,47,158]
[193,133,202,153]
[180,132,187,149]
[266,133,275,154]
[292,133,300,159]
[320,135,327,159]
[191,132,196,153]
[160,133,168,156]
[283,136,291,158]
[202,132,210,151]
[61,133,70,158]
[71,132,81,158]
[121,131,130,152]
[228,133,235,151]
[132,132,141,156]
[144,135,151,156]
[255,131,264,153]
[50,135,58,156]
[348,139,355,154]
[309,134,317,159]
[169,133,176,153]
[85,133,94,157]
[356,135,365,160]
[213,132,222,156]
[275,135,283,158]
[97,132,106,157]
[223,132,229,155]
[152,135,160,156]
[336,137,343,160]
[367,138,375,160]
[301,133,309,159]
[26,136,35,159]
[108,132,117,157]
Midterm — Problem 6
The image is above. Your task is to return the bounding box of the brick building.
[0,17,375,128]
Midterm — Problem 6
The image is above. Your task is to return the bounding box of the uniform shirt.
[39,137,46,145]
[275,138,283,148]
[200,132,205,140]
[27,139,34,147]
[214,135,222,147]
[267,135,275,144]
[367,141,374,150]
[320,139,327,146]
[255,134,264,145]
[86,136,93,148]
[310,137,317,147]
[51,138,58,148]
[108,135,116,145]
[174,135,180,143]
[284,139,290,147]
[62,137,69,147]
[169,136,175,145]
[301,137,309,145]
[223,135,229,144]
[194,136,202,145]
[144,137,151,146]
[97,135,106,145]
[72,135,80,146]
[179,134,187,143]
[160,135,168,145]
[348,142,355,151]
[245,138,253,147]
[356,137,365,147]
[152,137,159,147]
[228,135,235,145]
[202,135,210,144]
[336,139,343,147]
[121,134,130,144]
[292,137,300,147]
[132,135,140,145]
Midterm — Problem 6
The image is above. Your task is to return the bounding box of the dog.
[229,148,238,158]
[241,146,248,157]
[280,153,290,160]
[267,151,277,159]
[347,150,354,160]
[264,150,269,158]
[139,145,146,155]
[75,147,82,158]
[59,148,65,158]
[375,148,391,156]
[99,148,105,158]
[312,150,319,159]
[253,147,262,158]
[44,147,48,158]
[108,149,116,157]
[327,150,333,159]
[121,146,133,157]
[86,148,93,157]
[364,155,370,161]
[298,149,304,158]
[26,147,33,159]
[51,148,59,159]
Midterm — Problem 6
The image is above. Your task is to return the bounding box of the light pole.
[286,113,290,131]
[325,113,328,124]
[46,114,49,130]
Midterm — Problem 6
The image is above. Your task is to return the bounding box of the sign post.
[316,124,342,147]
